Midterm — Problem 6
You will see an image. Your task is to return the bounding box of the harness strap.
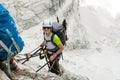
[47,47,59,53]
[51,33,57,47]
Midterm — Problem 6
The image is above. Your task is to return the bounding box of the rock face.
[0,0,90,79]
[0,0,89,49]
[0,70,10,80]
[10,67,89,80]
[0,0,65,32]
[0,64,89,80]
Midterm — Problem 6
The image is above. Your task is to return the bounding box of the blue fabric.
[0,4,24,60]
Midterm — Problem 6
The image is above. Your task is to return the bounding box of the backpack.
[0,4,24,60]
[51,17,68,46]
[51,20,67,46]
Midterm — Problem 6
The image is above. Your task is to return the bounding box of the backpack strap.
[43,33,57,47]
[1,29,20,74]
[43,32,52,43]
[51,33,57,47]
[0,41,12,56]
[6,29,20,53]
[44,33,59,53]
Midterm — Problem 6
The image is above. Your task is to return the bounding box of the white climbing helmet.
[42,20,52,28]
